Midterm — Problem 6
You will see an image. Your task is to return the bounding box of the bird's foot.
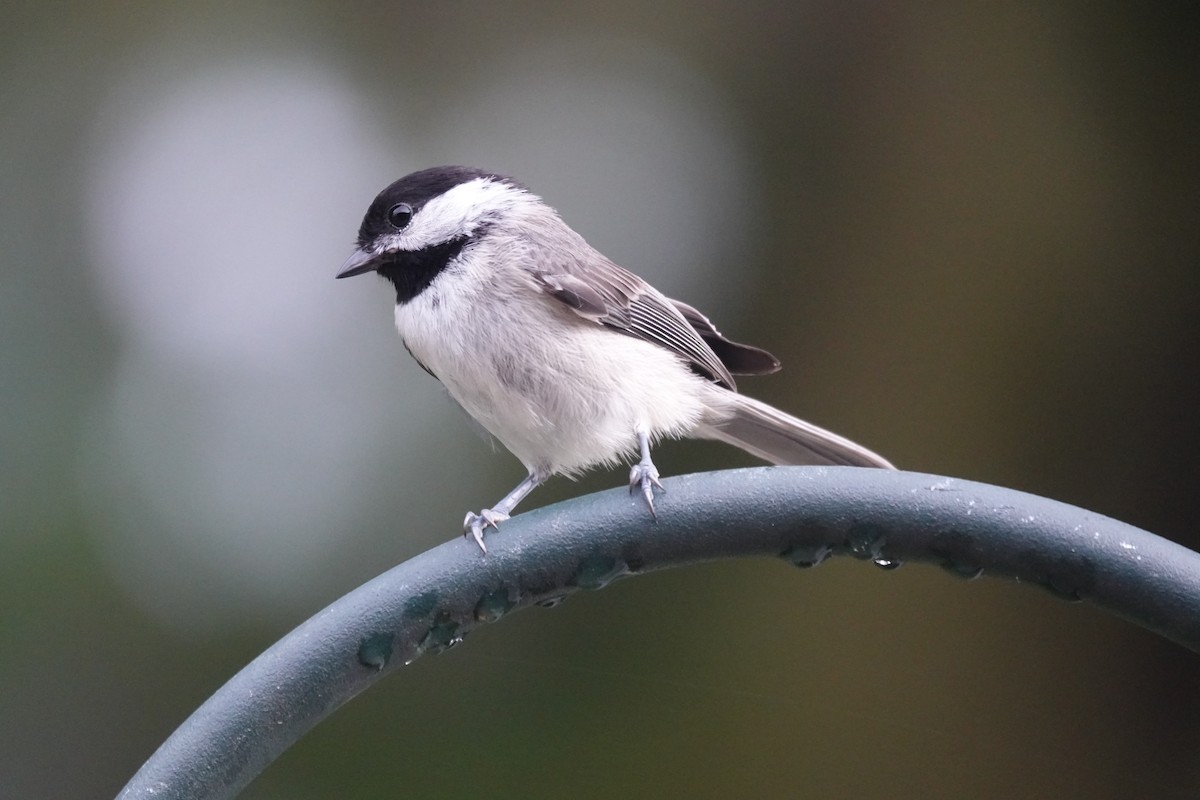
[463,508,509,553]
[629,461,665,519]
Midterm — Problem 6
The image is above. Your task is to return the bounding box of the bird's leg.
[629,426,665,519]
[464,470,546,553]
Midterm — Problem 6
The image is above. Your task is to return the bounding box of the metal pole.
[117,467,1200,799]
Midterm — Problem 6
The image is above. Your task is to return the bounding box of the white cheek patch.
[393,177,529,252]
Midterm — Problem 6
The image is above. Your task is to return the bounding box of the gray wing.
[669,299,781,377]
[534,261,740,389]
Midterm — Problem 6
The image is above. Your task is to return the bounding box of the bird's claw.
[463,508,509,553]
[629,462,665,519]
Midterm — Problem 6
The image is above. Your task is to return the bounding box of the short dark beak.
[337,249,378,279]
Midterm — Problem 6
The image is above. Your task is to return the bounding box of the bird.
[338,165,894,552]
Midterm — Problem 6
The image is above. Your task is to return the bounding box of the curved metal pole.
[116,467,1200,799]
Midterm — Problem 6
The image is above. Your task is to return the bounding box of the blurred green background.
[3,2,1199,798]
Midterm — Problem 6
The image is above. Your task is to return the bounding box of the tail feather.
[698,392,895,469]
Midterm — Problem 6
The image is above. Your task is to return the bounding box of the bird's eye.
[387,202,413,230]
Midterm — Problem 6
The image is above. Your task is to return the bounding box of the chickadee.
[339,166,894,551]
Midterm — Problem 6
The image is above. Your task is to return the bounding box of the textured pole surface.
[117,467,1200,799]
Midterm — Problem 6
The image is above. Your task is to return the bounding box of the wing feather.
[533,260,737,389]
[670,299,781,376]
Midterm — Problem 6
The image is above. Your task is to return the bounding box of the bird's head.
[337,165,533,303]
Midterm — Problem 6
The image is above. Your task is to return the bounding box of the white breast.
[394,257,717,476]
